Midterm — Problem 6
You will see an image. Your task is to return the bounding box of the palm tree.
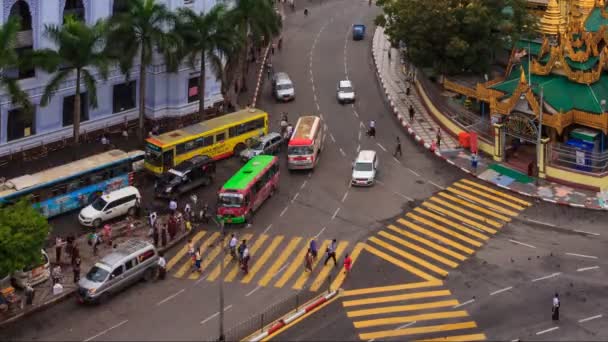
[35,16,109,145]
[0,17,32,112]
[176,5,240,119]
[107,0,180,140]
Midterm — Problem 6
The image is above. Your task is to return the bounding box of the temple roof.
[584,8,608,32]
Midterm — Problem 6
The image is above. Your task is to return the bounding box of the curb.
[246,290,340,342]
[371,29,605,211]
[0,228,194,328]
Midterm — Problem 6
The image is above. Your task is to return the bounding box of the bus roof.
[289,116,319,146]
[222,155,276,191]
[0,149,141,198]
[147,108,267,147]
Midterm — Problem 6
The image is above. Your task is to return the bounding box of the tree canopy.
[0,199,50,278]
[377,0,537,74]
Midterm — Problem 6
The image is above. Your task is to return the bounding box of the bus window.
[51,184,67,197]
[228,126,238,138]
[193,136,213,149]
[66,180,80,192]
[216,132,226,142]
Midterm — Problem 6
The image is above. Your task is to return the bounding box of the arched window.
[9,0,32,31]
[9,0,34,79]
[112,0,129,15]
[63,0,85,23]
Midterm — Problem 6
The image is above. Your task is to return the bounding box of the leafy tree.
[0,17,32,113]
[107,0,180,140]
[176,5,241,119]
[35,16,110,144]
[0,199,50,278]
[377,0,536,74]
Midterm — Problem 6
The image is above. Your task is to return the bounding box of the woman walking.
[304,248,313,272]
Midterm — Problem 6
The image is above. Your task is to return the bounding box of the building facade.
[0,0,225,156]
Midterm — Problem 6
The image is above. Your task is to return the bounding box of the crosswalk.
[341,179,531,340]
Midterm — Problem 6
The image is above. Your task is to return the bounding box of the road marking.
[320,113,324,120]
[417,334,487,342]
[343,280,442,297]
[453,299,475,308]
[446,187,518,216]
[200,305,233,325]
[156,288,185,306]
[527,219,555,227]
[364,244,437,282]
[566,252,598,259]
[408,168,420,177]
[300,180,307,189]
[275,240,311,288]
[426,198,500,231]
[206,233,253,282]
[396,321,417,330]
[309,241,349,291]
[83,320,129,341]
[393,156,400,163]
[344,290,453,309]
[360,121,365,129]
[358,131,362,141]
[359,321,478,340]
[330,133,336,143]
[429,181,445,189]
[509,239,536,249]
[535,327,559,335]
[369,236,448,276]
[579,314,602,323]
[316,102,320,111]
[353,110,359,118]
[531,272,561,282]
[398,218,474,254]
[330,242,365,291]
[378,231,458,268]
[332,207,340,220]
[174,232,220,277]
[490,286,513,296]
[242,235,284,283]
[438,192,510,222]
[224,234,268,282]
[453,182,526,210]
[315,227,326,238]
[263,224,273,234]
[354,311,468,329]
[577,266,600,272]
[292,240,330,290]
[357,144,360,152]
[409,210,485,245]
[342,191,349,202]
[312,83,315,93]
[376,143,387,152]
[166,231,206,270]
[574,229,600,236]
[339,148,346,156]
[258,238,301,287]
[291,192,299,203]
[280,206,288,217]
[245,286,262,297]
[348,299,456,318]
[387,224,466,261]
[459,179,531,206]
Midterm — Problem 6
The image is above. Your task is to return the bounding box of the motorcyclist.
[304,8,308,16]
[286,123,294,140]
[280,113,289,136]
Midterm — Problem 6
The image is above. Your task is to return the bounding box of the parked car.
[155,155,216,198]
[240,132,283,162]
[79,186,141,228]
[272,72,295,102]
[11,250,50,289]
[351,150,378,186]
[78,240,159,304]
[337,80,356,104]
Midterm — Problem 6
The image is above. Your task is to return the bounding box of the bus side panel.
[252,164,279,211]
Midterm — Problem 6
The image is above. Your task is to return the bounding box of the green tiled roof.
[585,8,608,32]
[514,39,542,56]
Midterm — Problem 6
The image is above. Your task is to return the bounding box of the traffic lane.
[520,201,608,235]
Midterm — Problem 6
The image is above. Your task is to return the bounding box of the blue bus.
[0,149,145,218]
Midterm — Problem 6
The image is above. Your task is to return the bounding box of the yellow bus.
[144,108,269,176]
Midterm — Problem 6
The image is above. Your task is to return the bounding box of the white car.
[337,80,355,104]
[79,186,141,227]
[351,150,378,186]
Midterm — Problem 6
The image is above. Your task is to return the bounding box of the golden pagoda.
[540,0,567,35]
[573,0,595,14]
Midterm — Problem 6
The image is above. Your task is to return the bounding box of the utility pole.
[536,85,544,184]
[215,218,226,342]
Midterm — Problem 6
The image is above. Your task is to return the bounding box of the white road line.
[531,272,561,282]
[300,180,308,190]
[312,84,315,93]
[376,143,387,152]
[353,111,359,118]
[315,227,326,238]
[339,148,346,157]
[579,314,602,323]
[577,266,600,272]
[320,113,324,120]
[316,102,321,111]
[83,320,129,342]
[429,181,445,189]
[195,274,208,285]
[574,230,600,236]
[280,206,289,217]
[292,192,300,203]
[396,321,417,330]
[245,286,262,297]
[453,299,475,308]
[566,252,598,259]
[526,219,555,227]
[357,144,360,152]
[341,191,349,203]
[360,121,365,129]
[332,207,340,220]
[262,224,273,235]
[490,286,513,296]
[330,133,336,143]
[407,168,420,177]
[200,305,233,325]
[358,131,362,141]
[536,327,559,335]
[392,156,400,163]
[156,288,185,306]
[509,239,537,249]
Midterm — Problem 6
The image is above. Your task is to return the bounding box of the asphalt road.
[5,0,607,341]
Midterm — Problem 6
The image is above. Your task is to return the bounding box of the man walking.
[394,136,402,157]
[310,239,318,261]
[229,234,238,259]
[157,252,167,280]
[409,105,415,122]
[324,239,338,267]
[72,257,81,283]
[55,237,64,264]
[552,293,560,321]
[241,245,250,275]
[436,128,442,149]
[304,248,313,272]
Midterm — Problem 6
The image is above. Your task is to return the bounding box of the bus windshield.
[288,145,314,155]
[218,193,243,207]
[146,145,163,166]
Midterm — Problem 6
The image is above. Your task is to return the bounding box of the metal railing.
[217,274,333,342]
[549,143,608,174]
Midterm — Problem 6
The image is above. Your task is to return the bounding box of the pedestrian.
[324,239,338,267]
[310,239,318,261]
[101,135,110,150]
[271,43,276,55]
[304,248,313,272]
[73,257,81,283]
[152,221,159,247]
[409,105,415,122]
[436,128,442,149]
[52,265,62,285]
[267,63,272,79]
[238,239,247,263]
[471,152,479,173]
[278,37,283,51]
[91,231,100,256]
[55,237,64,264]
[387,48,391,60]
[103,224,112,247]
[368,120,376,138]
[406,86,411,96]
[194,247,202,273]
[149,210,158,228]
[65,235,74,257]
[168,214,177,240]
[157,252,167,280]
[184,203,191,221]
[394,136,402,157]
[71,245,80,268]
[343,253,352,274]
[169,198,177,214]
[161,224,168,247]
[229,234,238,259]
[241,245,250,274]
[552,293,560,321]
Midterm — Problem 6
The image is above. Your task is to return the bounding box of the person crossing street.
[394,136,402,157]
[324,239,338,267]
[229,234,238,259]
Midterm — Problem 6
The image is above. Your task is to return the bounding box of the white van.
[351,150,378,186]
[79,186,141,227]
[287,116,325,170]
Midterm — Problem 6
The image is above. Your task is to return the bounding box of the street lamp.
[536,85,544,184]
[211,216,226,342]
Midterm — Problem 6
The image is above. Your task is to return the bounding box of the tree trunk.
[138,53,147,141]
[73,68,82,145]
[198,51,206,121]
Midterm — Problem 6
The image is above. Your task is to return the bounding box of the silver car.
[240,132,283,162]
[272,72,295,102]
[337,80,356,104]
[78,240,158,304]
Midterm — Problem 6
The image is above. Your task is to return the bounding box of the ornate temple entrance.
[503,112,539,173]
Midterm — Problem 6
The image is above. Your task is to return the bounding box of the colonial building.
[0,0,225,156]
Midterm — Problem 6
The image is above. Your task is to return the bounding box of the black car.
[155,155,216,198]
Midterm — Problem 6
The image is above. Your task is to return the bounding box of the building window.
[188,77,200,103]
[62,92,89,127]
[113,81,136,113]
[10,1,32,31]
[9,1,34,79]
[184,0,195,4]
[16,47,35,79]
[7,107,35,141]
[63,0,85,23]
[112,0,129,15]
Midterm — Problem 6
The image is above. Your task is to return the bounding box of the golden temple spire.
[519,66,528,85]
[540,0,567,35]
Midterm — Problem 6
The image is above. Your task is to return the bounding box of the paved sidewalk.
[372,26,606,210]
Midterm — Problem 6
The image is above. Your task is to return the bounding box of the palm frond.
[81,68,98,108]
[40,69,71,107]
